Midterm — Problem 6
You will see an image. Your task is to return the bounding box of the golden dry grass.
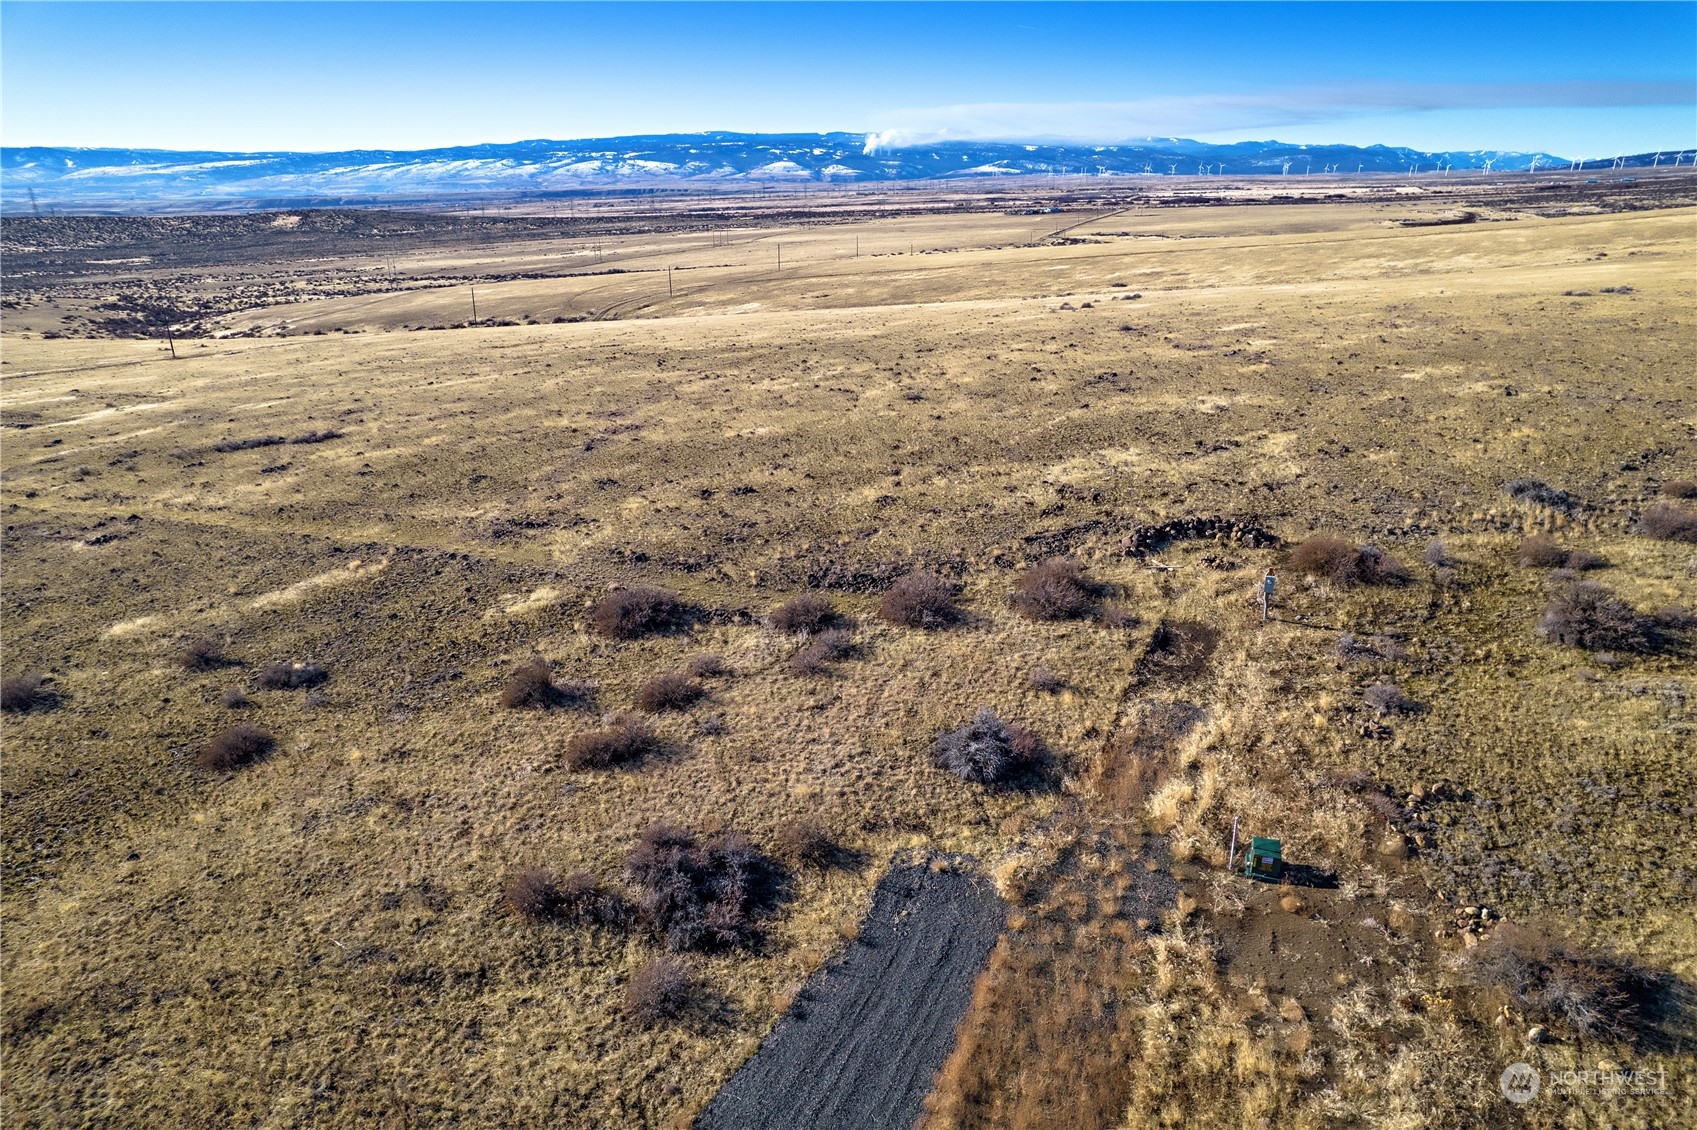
[4,189,1695,1127]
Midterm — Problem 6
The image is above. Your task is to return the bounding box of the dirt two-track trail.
[697,857,1004,1130]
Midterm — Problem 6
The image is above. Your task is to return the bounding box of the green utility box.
[1242,837,1284,881]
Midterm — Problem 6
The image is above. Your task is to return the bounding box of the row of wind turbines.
[1052,151,1694,178]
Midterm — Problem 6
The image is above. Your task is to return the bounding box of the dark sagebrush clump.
[197,724,276,771]
[1661,479,1697,499]
[1288,534,1409,587]
[0,674,57,714]
[1561,548,1606,571]
[500,656,557,709]
[773,817,838,868]
[1009,558,1098,621]
[1423,538,1449,567]
[221,687,252,709]
[1460,923,1665,1041]
[1517,535,1604,570]
[257,661,328,690]
[1536,582,1665,653]
[1289,533,1360,582]
[288,429,343,445]
[624,823,775,951]
[499,656,586,709]
[930,708,1041,785]
[175,638,231,671]
[877,572,959,628]
[592,586,688,639]
[1517,535,1568,568]
[623,957,693,1025]
[687,653,726,678]
[563,715,661,770]
[635,671,703,712]
[1507,478,1577,511]
[557,871,628,925]
[1637,504,1697,543]
[1029,666,1065,693]
[1340,542,1409,586]
[504,868,561,919]
[211,435,287,453]
[770,594,840,633]
[1363,683,1421,717]
[788,628,855,676]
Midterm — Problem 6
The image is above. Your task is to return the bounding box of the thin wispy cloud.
[863,81,1693,150]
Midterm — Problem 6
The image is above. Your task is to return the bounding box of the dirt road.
[697,856,1005,1130]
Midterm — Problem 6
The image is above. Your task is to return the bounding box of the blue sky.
[2,2,1692,158]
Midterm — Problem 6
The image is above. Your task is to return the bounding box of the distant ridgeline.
[0,131,1676,211]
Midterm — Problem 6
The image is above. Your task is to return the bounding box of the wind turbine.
[1168,163,1178,176]
[1527,157,1537,174]
[1613,154,1623,170]
[1482,157,1495,174]
[1281,161,1292,175]
[1652,152,1663,167]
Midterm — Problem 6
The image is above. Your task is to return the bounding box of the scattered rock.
[1121,515,1279,556]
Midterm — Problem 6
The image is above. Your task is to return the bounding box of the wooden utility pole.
[470,285,478,324]
[668,266,673,297]
[165,325,177,360]
[776,243,781,269]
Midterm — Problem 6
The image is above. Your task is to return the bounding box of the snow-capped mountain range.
[2,132,1677,210]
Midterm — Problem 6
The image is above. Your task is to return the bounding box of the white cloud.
[862,82,1693,148]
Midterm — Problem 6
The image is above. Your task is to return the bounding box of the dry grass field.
[4,176,1695,1127]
